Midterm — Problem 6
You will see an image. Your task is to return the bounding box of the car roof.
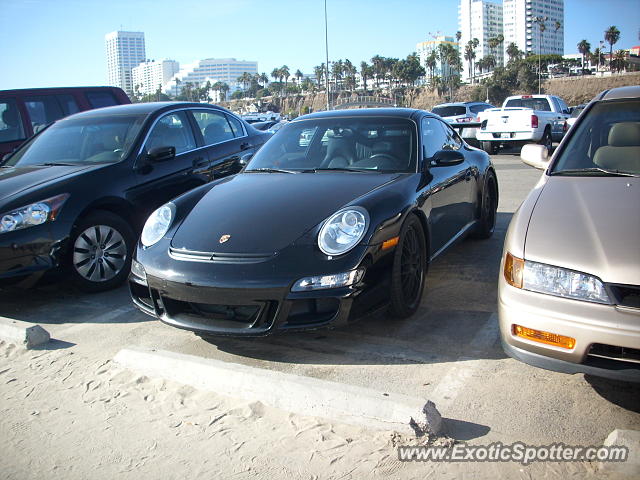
[0,86,125,95]
[433,101,490,107]
[598,85,640,101]
[64,101,231,118]
[294,108,422,121]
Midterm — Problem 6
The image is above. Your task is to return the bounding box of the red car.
[0,86,131,158]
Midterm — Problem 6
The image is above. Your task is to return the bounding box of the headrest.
[2,108,18,127]
[609,122,640,147]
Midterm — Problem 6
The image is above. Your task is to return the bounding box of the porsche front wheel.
[389,214,427,319]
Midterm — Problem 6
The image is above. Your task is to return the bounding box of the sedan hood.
[171,172,400,254]
[0,164,99,204]
[524,176,640,285]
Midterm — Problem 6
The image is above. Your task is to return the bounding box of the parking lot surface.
[1,153,638,479]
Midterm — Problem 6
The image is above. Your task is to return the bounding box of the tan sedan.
[499,85,640,383]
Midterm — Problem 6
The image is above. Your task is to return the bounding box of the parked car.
[0,86,131,158]
[0,102,270,291]
[499,85,640,383]
[476,94,570,154]
[431,101,494,147]
[566,103,587,130]
[130,108,498,337]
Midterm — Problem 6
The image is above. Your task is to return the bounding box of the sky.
[0,0,638,90]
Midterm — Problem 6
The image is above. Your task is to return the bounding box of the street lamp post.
[534,16,548,95]
[324,0,330,110]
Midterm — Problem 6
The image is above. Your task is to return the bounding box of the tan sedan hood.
[524,176,640,285]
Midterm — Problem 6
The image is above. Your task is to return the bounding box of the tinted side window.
[191,110,235,146]
[24,95,64,132]
[0,98,26,142]
[442,121,463,149]
[469,104,492,114]
[85,91,118,109]
[145,111,196,155]
[57,94,79,116]
[422,117,449,157]
[226,114,245,137]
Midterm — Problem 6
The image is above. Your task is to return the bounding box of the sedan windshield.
[246,117,417,173]
[4,113,147,167]
[552,99,640,176]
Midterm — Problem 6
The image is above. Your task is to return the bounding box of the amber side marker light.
[504,252,524,288]
[513,324,576,349]
[382,236,399,250]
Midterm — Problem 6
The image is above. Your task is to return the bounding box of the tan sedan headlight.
[504,253,612,304]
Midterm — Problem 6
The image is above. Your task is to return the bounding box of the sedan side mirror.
[430,149,464,167]
[521,144,550,170]
[147,146,176,163]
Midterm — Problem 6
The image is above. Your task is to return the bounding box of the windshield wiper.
[304,167,375,173]
[37,162,78,167]
[245,167,299,174]
[551,167,639,177]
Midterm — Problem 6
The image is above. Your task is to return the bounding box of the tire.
[69,211,135,292]
[482,141,499,155]
[471,171,498,239]
[539,129,552,155]
[389,214,427,319]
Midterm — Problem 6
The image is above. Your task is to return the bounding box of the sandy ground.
[1,338,628,480]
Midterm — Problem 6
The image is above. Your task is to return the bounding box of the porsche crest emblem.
[219,234,231,244]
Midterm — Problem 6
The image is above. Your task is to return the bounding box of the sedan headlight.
[0,193,69,234]
[318,207,369,256]
[504,253,611,304]
[141,203,175,247]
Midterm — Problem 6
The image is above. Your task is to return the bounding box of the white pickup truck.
[476,94,570,154]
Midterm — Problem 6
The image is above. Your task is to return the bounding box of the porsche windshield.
[246,117,417,173]
[4,113,148,167]
[552,99,640,176]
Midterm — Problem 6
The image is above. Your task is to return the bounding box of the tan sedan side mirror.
[520,144,550,170]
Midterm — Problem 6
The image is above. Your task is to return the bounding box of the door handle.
[465,169,472,181]
[240,142,250,151]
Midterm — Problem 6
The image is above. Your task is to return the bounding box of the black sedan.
[130,108,498,336]
[0,102,270,291]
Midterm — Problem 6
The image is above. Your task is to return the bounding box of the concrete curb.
[114,346,428,435]
[600,429,640,476]
[0,316,50,349]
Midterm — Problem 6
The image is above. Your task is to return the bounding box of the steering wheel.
[368,153,400,168]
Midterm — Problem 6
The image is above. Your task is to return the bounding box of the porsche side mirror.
[239,152,253,166]
[147,146,176,163]
[431,150,464,167]
[521,144,550,170]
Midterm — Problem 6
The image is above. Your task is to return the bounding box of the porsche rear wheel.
[389,215,427,319]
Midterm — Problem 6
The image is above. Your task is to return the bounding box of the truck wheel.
[539,129,552,155]
[482,141,498,155]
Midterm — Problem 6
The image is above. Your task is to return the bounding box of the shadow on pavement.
[585,375,640,413]
[444,418,491,441]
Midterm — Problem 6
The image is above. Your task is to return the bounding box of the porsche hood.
[524,176,640,286]
[170,172,401,254]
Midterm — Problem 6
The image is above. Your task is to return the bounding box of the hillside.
[224,72,640,114]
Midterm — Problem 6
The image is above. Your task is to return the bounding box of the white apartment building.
[458,0,504,82]
[105,31,146,96]
[163,58,258,98]
[416,36,461,83]
[503,0,564,58]
[132,60,180,96]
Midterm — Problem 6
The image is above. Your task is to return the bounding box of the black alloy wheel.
[389,214,427,319]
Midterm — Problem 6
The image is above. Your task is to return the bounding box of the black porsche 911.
[130,108,498,336]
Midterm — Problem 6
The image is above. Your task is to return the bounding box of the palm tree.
[456,31,462,44]
[280,65,290,89]
[271,67,281,83]
[604,26,621,72]
[506,42,521,64]
[425,51,438,84]
[313,64,324,89]
[613,50,627,73]
[577,40,591,73]
[331,60,343,92]
[295,69,304,85]
[371,55,385,89]
[343,59,356,91]
[360,61,370,91]
[259,73,269,88]
[484,55,497,72]
[464,38,479,84]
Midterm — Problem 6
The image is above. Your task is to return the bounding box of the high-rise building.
[105,31,146,96]
[416,36,460,83]
[163,58,258,98]
[458,0,504,82]
[132,60,180,96]
[503,0,564,59]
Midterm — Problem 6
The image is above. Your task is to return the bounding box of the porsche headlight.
[141,203,175,247]
[318,207,369,256]
[0,194,69,234]
[505,254,611,304]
